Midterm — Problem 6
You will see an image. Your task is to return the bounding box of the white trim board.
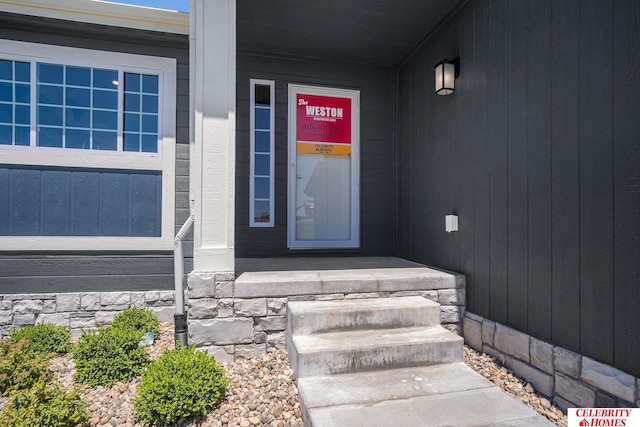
[0,0,189,35]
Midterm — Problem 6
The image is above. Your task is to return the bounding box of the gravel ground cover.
[5,323,567,426]
[464,346,568,426]
[48,323,302,427]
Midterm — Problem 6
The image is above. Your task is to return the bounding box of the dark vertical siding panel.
[157,174,163,237]
[435,19,460,271]
[410,53,427,261]
[398,0,639,377]
[397,67,410,260]
[100,172,130,236]
[612,0,640,375]
[526,0,552,340]
[506,0,529,331]
[130,173,160,237]
[10,168,40,236]
[449,19,462,273]
[446,17,462,272]
[426,46,438,265]
[487,0,509,324]
[71,171,100,236]
[472,0,491,317]
[550,0,581,351]
[579,0,614,364]
[235,55,395,256]
[0,169,8,235]
[458,4,476,312]
[41,170,71,236]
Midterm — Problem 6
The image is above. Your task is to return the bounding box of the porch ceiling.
[236,0,461,67]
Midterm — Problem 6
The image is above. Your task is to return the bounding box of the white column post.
[190,0,236,272]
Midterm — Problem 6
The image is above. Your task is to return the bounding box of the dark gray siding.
[0,12,190,292]
[0,166,161,237]
[236,54,395,257]
[397,0,640,376]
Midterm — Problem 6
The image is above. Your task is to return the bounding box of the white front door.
[287,85,360,249]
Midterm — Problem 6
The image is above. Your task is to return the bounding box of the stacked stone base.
[464,312,640,410]
[0,290,176,339]
[187,272,466,365]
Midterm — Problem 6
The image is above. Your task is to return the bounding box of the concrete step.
[298,363,553,427]
[290,325,463,377]
[287,296,442,335]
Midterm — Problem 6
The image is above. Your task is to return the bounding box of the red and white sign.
[568,408,640,427]
[296,93,351,155]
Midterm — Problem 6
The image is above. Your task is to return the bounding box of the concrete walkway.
[287,296,553,427]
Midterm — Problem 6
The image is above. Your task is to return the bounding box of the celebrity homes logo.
[568,408,640,427]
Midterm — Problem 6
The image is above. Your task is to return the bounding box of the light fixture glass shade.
[435,61,455,95]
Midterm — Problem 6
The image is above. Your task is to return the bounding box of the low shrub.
[72,326,149,387]
[134,346,228,425]
[110,307,160,340]
[8,323,71,357]
[0,380,89,427]
[0,339,50,396]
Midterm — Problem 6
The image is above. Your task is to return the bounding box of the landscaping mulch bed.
[9,323,565,426]
[48,323,302,427]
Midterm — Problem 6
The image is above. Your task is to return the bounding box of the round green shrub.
[110,307,160,339]
[0,339,50,396]
[72,326,149,387]
[8,323,71,357]
[0,380,89,427]
[134,346,228,425]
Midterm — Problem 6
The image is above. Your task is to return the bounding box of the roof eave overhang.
[0,0,189,35]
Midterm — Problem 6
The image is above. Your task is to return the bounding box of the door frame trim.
[287,84,360,249]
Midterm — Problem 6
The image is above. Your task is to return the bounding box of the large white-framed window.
[249,79,275,227]
[0,40,176,251]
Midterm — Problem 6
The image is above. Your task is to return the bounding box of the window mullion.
[30,60,36,147]
[89,68,94,150]
[117,69,124,152]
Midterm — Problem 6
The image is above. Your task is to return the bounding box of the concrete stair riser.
[288,296,441,335]
[291,326,463,377]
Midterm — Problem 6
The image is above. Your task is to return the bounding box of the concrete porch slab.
[234,257,464,298]
[235,257,429,273]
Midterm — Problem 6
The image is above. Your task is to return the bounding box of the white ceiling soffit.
[0,0,189,35]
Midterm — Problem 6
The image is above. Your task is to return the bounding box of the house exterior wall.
[0,12,191,293]
[397,0,640,378]
[235,54,396,256]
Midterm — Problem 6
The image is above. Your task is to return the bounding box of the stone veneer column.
[190,0,236,272]
[187,0,236,348]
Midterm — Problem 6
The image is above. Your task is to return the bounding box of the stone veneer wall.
[464,312,640,410]
[0,291,176,339]
[187,272,466,365]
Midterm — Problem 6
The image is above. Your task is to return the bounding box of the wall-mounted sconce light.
[434,57,460,95]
